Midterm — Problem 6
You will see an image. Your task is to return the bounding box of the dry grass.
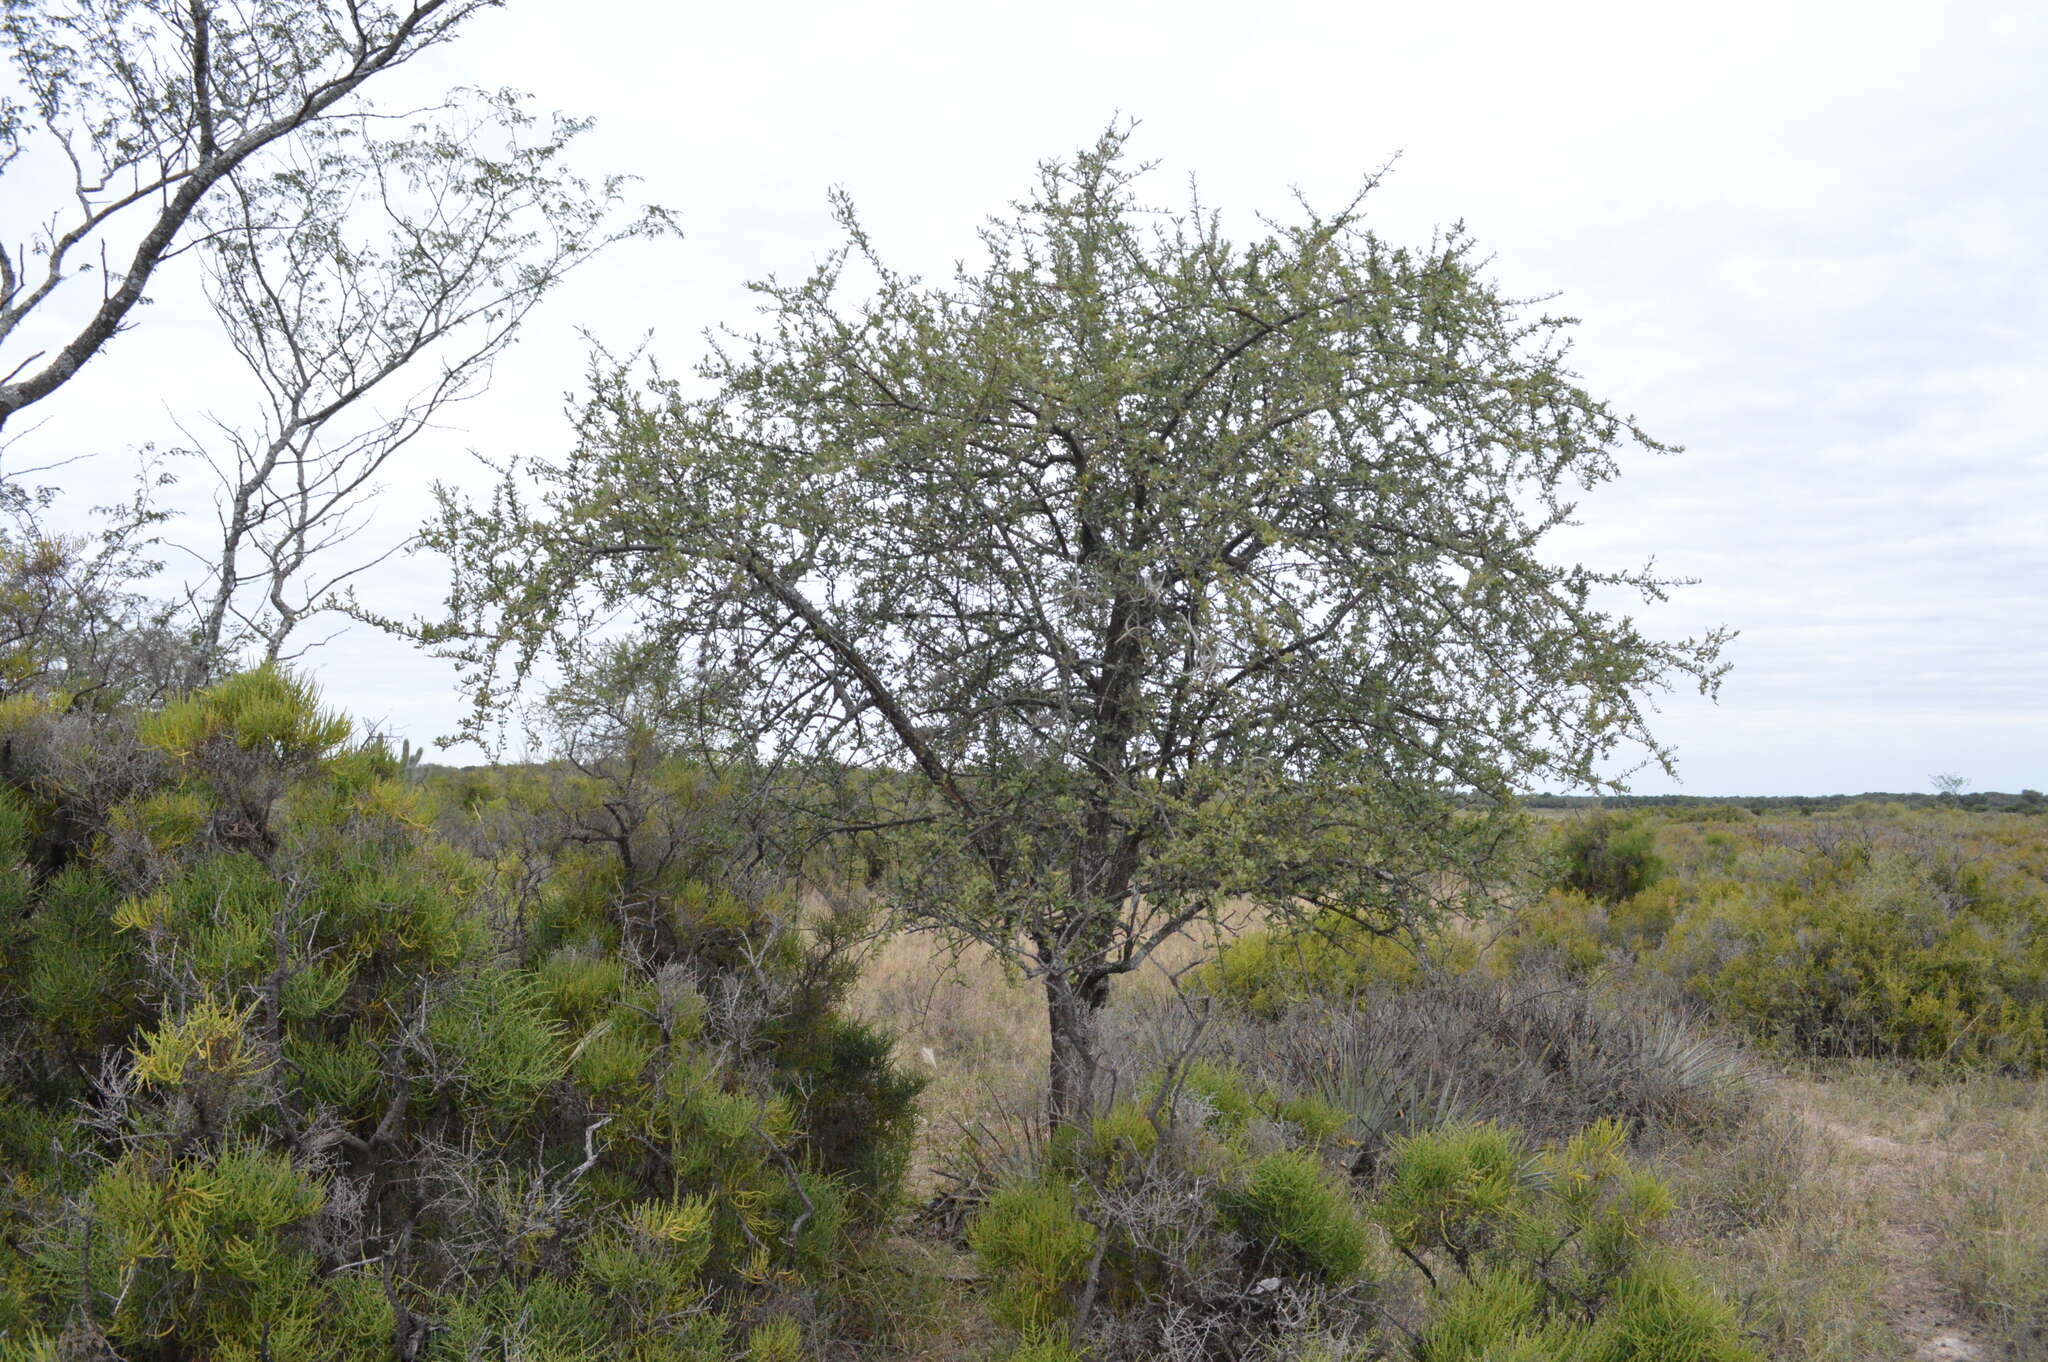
[839,922,1251,1360]
[1936,1112,2048,1359]
[844,912,1259,1166]
[844,920,2048,1362]
[1657,1097,1906,1361]
[846,930,1047,1189]
[1738,1066,2048,1362]
[1808,1067,2048,1360]
[826,1235,1001,1362]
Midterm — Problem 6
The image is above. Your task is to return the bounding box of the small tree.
[1,3,669,673]
[0,0,498,431]
[179,87,670,673]
[422,129,1729,1122]
[0,475,197,704]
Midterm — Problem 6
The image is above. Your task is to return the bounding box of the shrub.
[1555,813,1665,905]
[780,1015,926,1224]
[1515,810,2048,1071]
[1202,912,1477,1018]
[1579,1259,1759,1362]
[1415,1267,1569,1361]
[1417,1260,1757,1362]
[969,1180,1100,1335]
[965,1009,1761,1362]
[1175,970,1754,1156]
[1385,1119,1755,1362]
[1218,1150,1370,1284]
[966,1063,1380,1362]
[1376,1122,1534,1272]
[1006,1337,1086,1362]
[1653,832,2048,1066]
[1148,1058,1264,1132]
[30,1144,332,1355]
[0,670,921,1359]
[745,1316,806,1362]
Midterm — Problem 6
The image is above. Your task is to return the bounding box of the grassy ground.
[846,914,1251,1194]
[847,929,2048,1361]
[1785,1066,2048,1360]
[841,807,2048,1360]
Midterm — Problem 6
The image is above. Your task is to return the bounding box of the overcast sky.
[6,0,2044,795]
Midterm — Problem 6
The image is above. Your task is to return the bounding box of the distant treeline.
[425,762,2044,817]
[1523,789,2047,814]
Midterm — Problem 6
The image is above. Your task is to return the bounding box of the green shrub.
[1579,1259,1760,1362]
[746,1316,806,1362]
[1654,840,2048,1066]
[1006,1336,1086,1362]
[1555,813,1665,905]
[779,1015,926,1224]
[1376,1121,1533,1273]
[0,670,921,1359]
[1218,1150,1369,1283]
[20,865,138,1060]
[970,1062,1379,1360]
[969,1181,1099,1334]
[32,1145,330,1354]
[1148,1059,1263,1132]
[423,969,570,1121]
[1273,1092,1352,1148]
[1203,912,1476,1018]
[1509,810,2048,1071]
[1415,1267,1570,1361]
[1381,1118,1753,1362]
[1057,1099,1160,1186]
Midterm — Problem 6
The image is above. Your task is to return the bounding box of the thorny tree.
[179,87,669,673]
[0,0,504,433]
[422,129,1731,1123]
[1,2,666,675]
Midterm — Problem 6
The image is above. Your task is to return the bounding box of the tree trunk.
[1045,967,1112,1127]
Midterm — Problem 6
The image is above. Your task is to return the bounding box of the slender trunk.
[1045,966,1111,1126]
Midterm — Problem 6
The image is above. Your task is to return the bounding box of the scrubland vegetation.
[0,673,922,1359]
[852,799,2048,1362]
[4,672,2036,1359]
[3,8,2040,1359]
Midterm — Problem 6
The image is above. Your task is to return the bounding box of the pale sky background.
[4,0,2043,795]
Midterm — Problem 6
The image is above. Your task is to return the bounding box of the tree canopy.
[424,128,1729,1118]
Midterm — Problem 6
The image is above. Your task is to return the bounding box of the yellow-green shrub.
[1376,1121,1534,1272]
[1510,811,2048,1071]
[1654,845,2048,1066]
[0,670,922,1359]
[1217,1149,1369,1283]
[1202,912,1476,1017]
[969,1181,1100,1334]
[1384,1119,1754,1362]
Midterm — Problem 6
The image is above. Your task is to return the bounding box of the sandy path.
[1792,1100,1987,1362]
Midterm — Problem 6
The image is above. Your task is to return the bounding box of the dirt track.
[1791,1095,1987,1362]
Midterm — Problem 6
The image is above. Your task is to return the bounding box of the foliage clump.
[0,668,921,1359]
[1383,1119,1757,1362]
[1201,912,1479,1019]
[1555,813,1667,905]
[963,1053,1755,1362]
[968,1062,1377,1361]
[1514,809,2048,1069]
